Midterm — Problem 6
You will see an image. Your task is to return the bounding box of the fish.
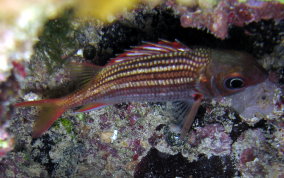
[15,40,268,138]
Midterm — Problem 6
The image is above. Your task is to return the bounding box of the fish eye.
[224,77,245,89]
[83,44,96,60]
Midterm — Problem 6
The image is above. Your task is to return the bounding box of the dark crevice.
[31,135,56,176]
[135,148,238,178]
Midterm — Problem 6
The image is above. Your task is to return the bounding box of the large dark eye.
[224,77,245,89]
[83,45,96,60]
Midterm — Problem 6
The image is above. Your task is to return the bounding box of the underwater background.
[0,0,284,177]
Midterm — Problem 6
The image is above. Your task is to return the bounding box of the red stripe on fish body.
[64,49,211,107]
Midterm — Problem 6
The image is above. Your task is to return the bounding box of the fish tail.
[15,99,66,138]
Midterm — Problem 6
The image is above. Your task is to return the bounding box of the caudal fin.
[15,99,66,138]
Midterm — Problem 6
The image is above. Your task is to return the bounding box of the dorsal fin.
[107,39,191,65]
[67,62,103,87]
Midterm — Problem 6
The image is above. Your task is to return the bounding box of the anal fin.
[75,103,108,112]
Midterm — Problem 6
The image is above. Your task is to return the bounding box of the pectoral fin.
[171,100,193,126]
[180,95,203,139]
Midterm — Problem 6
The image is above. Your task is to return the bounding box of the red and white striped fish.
[16,40,267,138]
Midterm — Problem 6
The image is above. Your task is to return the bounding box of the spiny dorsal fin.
[107,39,191,65]
[67,62,102,87]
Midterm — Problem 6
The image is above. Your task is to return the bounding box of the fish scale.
[67,52,209,107]
[104,53,204,78]
[15,40,267,138]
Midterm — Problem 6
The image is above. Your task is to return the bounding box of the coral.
[75,0,139,23]
[0,152,48,177]
[232,129,284,177]
[0,0,72,82]
[190,124,232,157]
[172,0,284,39]
[33,10,79,73]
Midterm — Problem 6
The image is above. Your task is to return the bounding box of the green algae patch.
[0,139,9,149]
[76,113,85,121]
[32,10,79,73]
[61,119,73,134]
[54,118,74,135]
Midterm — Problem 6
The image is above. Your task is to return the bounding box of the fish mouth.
[252,67,268,85]
[261,73,269,83]
[255,62,269,83]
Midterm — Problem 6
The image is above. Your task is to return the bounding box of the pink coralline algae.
[12,61,26,78]
[129,139,146,157]
[240,148,255,165]
[188,123,232,157]
[175,0,284,39]
[231,128,284,177]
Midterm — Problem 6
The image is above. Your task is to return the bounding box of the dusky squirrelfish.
[16,40,267,138]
